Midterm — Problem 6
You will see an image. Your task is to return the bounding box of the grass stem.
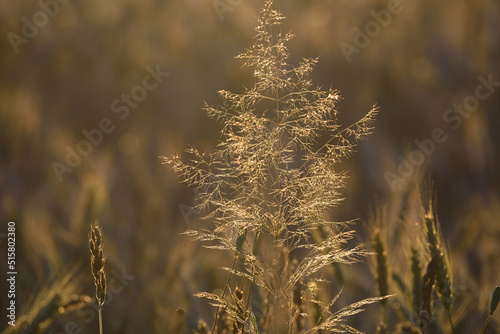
[211,255,237,334]
[99,307,103,334]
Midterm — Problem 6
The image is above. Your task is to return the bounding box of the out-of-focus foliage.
[0,0,499,333]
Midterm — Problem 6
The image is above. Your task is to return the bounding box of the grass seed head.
[490,286,500,314]
[89,220,107,307]
[424,213,453,311]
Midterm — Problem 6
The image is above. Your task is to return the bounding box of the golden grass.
[89,220,107,334]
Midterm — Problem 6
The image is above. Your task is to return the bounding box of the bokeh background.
[1,0,499,333]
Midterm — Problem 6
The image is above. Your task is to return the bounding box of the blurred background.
[0,0,499,332]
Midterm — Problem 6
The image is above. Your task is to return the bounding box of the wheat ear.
[89,220,107,334]
[424,214,454,333]
[373,230,388,322]
[420,255,437,333]
[410,248,423,315]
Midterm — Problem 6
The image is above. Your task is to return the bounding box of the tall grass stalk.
[164,1,384,332]
[89,220,107,334]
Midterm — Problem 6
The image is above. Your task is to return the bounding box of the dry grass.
[1,0,499,333]
[89,220,107,334]
[164,1,387,333]
[2,271,90,334]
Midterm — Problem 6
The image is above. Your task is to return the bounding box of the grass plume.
[424,211,454,332]
[163,0,381,332]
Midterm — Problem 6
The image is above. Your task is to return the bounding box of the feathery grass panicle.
[163,0,380,332]
[305,294,392,333]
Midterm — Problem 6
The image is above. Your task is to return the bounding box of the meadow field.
[1,0,499,333]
